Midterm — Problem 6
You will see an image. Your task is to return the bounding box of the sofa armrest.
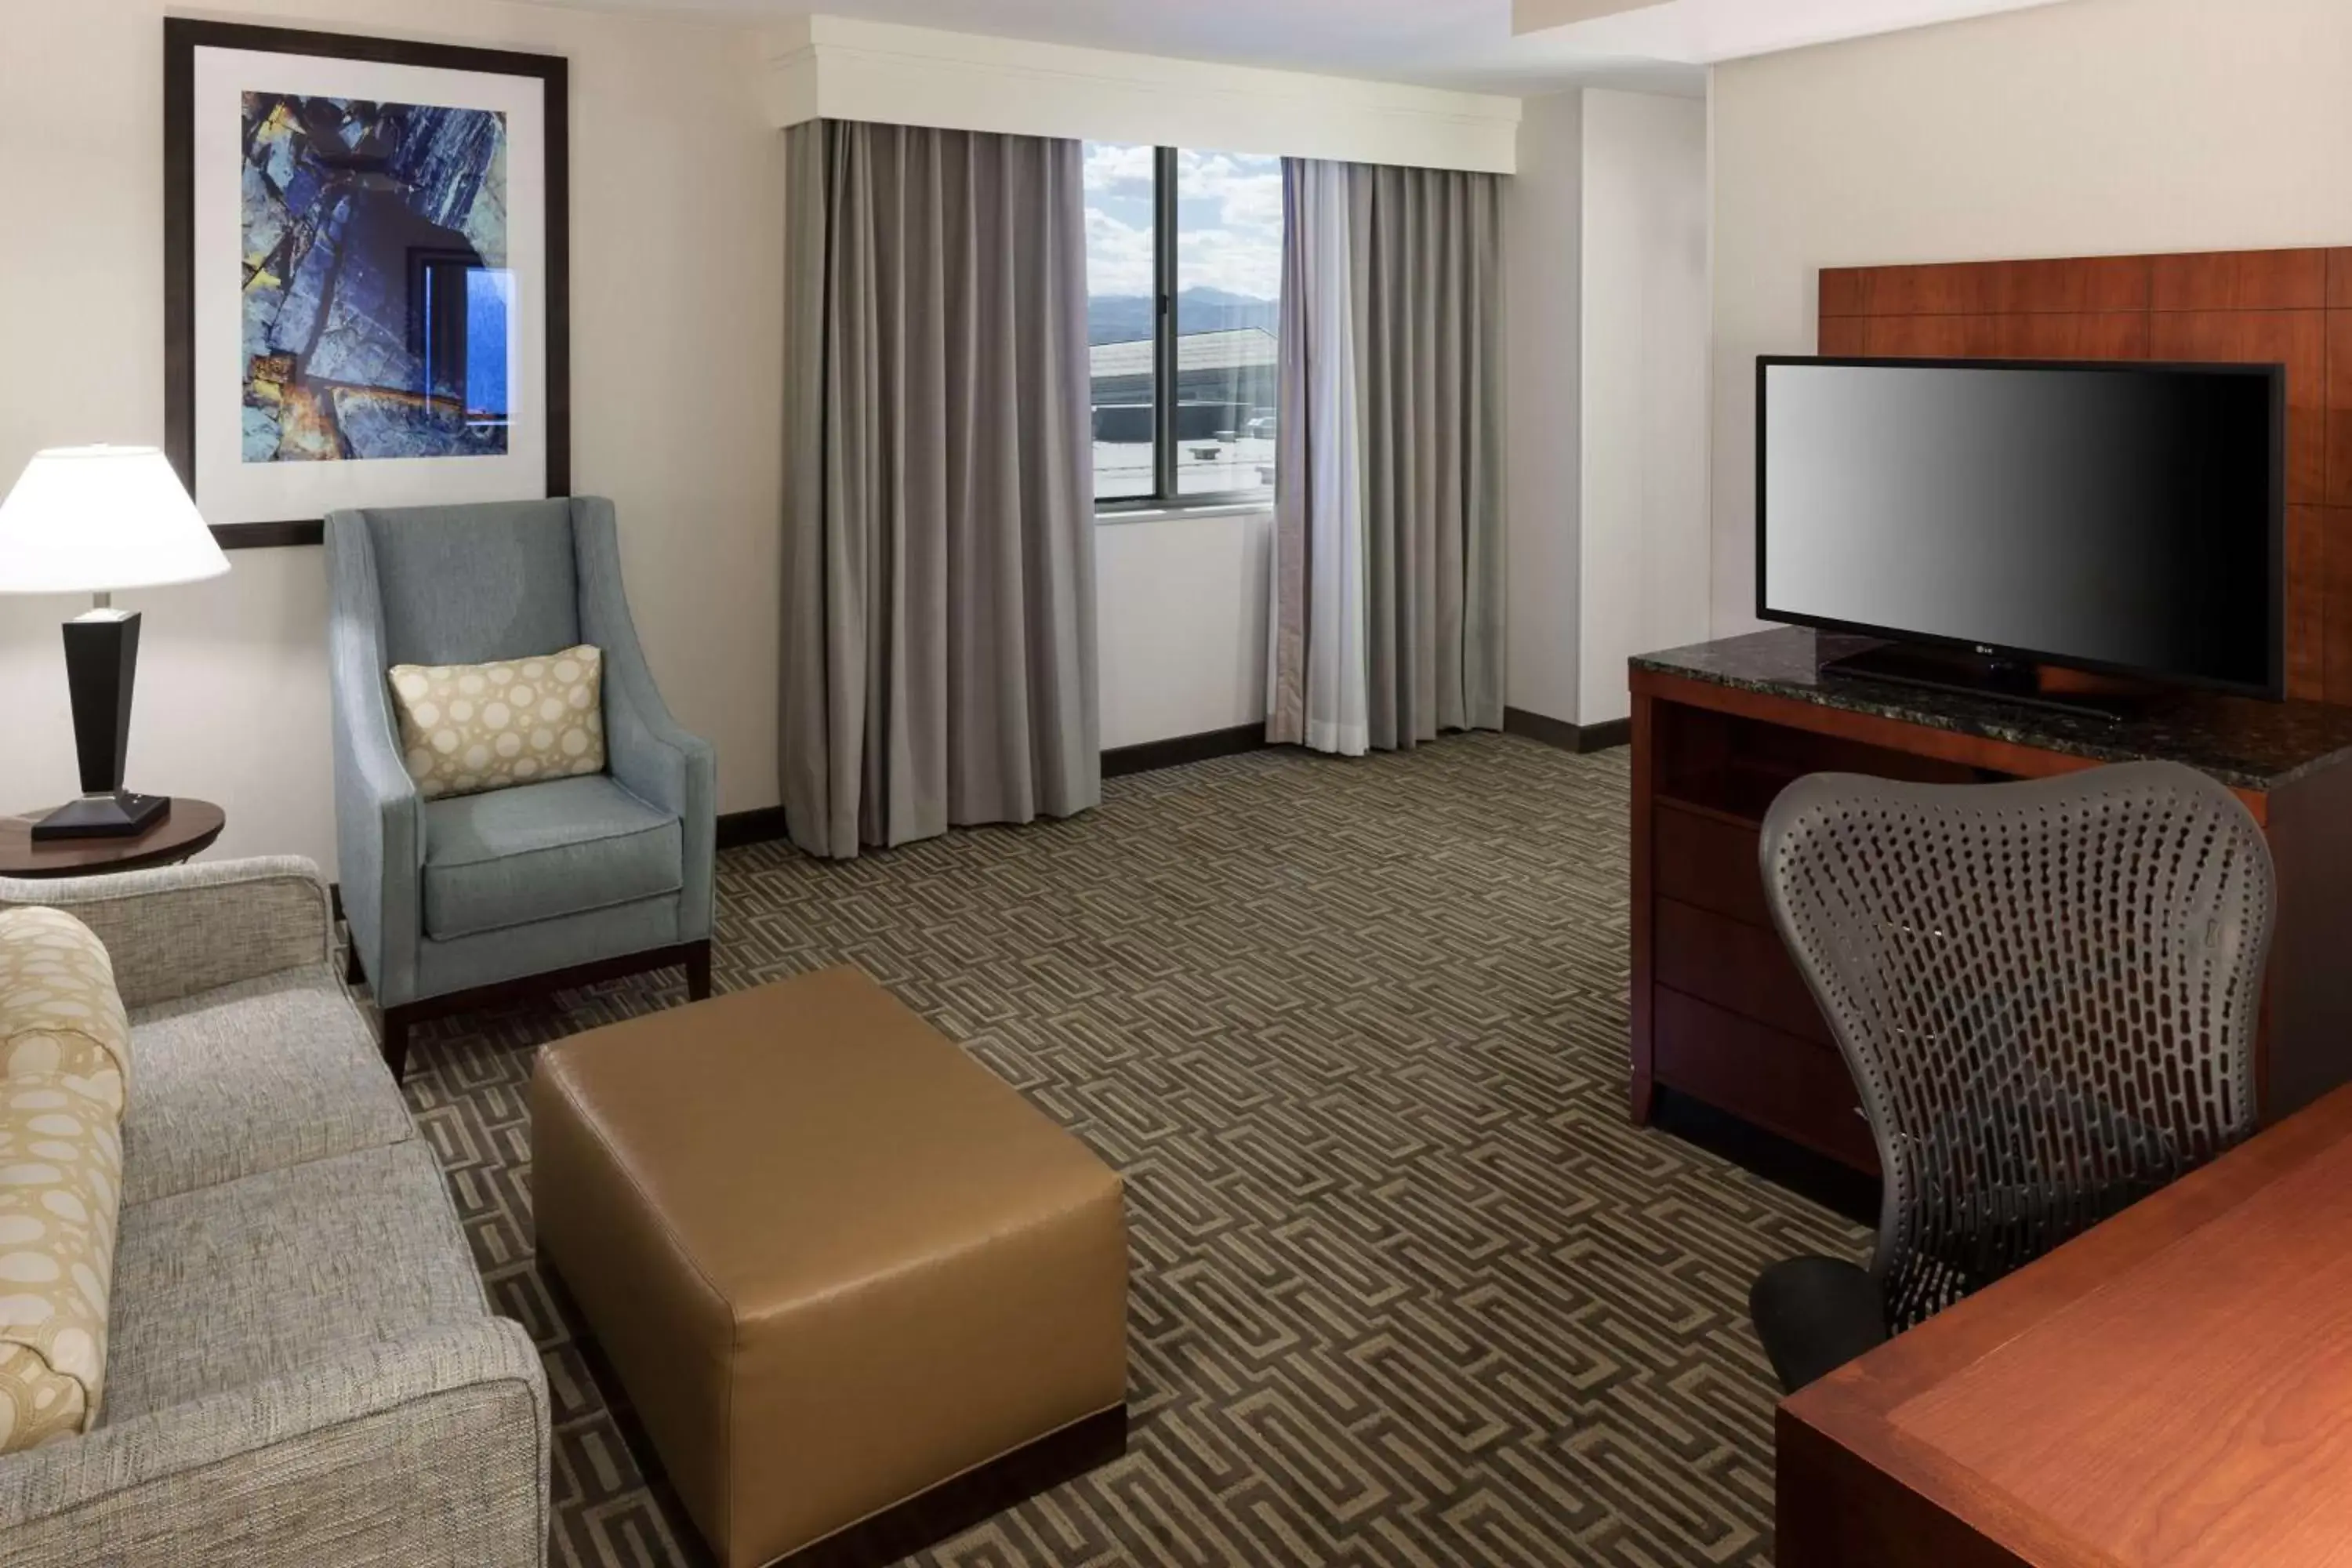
[0,1317,547,1567]
[0,858,332,1012]
[574,496,717,941]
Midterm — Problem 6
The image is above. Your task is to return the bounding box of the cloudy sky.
[1084,143,1283,302]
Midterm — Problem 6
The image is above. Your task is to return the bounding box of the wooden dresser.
[1628,627,2352,1175]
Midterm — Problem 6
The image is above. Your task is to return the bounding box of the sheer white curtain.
[1266,157,1505,757]
[1267,159,1368,755]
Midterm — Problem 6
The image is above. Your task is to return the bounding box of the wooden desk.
[1778,1083,2352,1567]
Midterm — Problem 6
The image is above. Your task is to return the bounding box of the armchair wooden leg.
[684,940,713,1002]
[380,1007,412,1084]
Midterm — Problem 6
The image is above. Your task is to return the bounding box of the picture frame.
[163,20,570,549]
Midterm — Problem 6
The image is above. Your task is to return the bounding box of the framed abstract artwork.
[164,20,569,548]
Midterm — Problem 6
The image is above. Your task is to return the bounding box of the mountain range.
[1089,285,1279,347]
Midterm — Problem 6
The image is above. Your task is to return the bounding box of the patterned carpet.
[388,733,1864,1567]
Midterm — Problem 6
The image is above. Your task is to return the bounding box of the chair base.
[377,938,713,1082]
[1751,1254,1890,1395]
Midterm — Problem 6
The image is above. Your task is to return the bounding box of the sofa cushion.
[389,643,608,801]
[122,970,413,1208]
[423,775,681,941]
[0,908,132,1119]
[0,1076,123,1450]
[100,1140,484,1425]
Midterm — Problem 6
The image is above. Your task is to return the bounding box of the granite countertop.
[1632,627,2352,791]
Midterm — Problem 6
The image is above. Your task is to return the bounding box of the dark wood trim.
[716,804,792,850]
[543,49,572,500]
[1504,706,1579,750]
[211,519,324,550]
[377,937,708,1080]
[162,18,194,509]
[162,19,572,549]
[0,798,226,879]
[777,1406,1128,1568]
[1102,723,1268,779]
[716,724,1276,845]
[1577,718,1632,753]
[1628,691,1656,1124]
[1650,1087,1879,1227]
[720,716,1501,834]
[1504,708,1632,755]
[164,18,571,78]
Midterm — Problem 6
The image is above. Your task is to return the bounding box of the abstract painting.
[166,20,568,546]
[241,95,511,464]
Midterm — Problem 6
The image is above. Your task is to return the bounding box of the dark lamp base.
[31,792,171,842]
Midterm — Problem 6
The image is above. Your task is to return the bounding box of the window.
[1083,143,1282,510]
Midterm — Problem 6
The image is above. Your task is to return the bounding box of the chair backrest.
[1761,760,2274,1330]
[347,499,581,668]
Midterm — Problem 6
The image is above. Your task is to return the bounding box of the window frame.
[1094,146,1279,517]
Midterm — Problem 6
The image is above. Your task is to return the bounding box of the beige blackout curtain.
[1269,158,1505,755]
[782,119,1100,858]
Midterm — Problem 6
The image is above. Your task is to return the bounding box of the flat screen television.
[1757,356,2285,702]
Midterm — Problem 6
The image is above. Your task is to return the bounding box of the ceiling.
[540,0,2081,93]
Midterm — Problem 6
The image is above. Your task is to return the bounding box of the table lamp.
[0,446,230,840]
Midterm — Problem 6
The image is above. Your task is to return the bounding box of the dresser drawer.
[1652,801,1773,928]
[1653,986,1878,1172]
[1653,896,1834,1045]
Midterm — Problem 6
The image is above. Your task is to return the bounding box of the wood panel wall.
[1818,249,2352,702]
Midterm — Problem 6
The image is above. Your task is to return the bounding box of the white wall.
[0,0,785,872]
[1504,90,1584,727]
[765,16,1522,174]
[1504,85,1710,728]
[1577,88,1710,723]
[1096,512,1274,749]
[1711,0,2352,632]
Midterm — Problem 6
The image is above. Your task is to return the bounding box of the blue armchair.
[326,497,714,1079]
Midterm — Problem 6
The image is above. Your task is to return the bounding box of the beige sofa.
[0,857,546,1567]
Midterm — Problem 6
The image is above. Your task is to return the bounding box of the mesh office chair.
[1749,760,2275,1394]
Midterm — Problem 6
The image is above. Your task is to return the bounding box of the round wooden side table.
[0,799,227,880]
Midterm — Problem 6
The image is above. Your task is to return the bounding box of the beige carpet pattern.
[390,733,1864,1567]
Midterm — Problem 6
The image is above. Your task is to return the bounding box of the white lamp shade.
[0,445,231,596]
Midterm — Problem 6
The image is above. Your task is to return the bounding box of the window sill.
[1095,499,1275,525]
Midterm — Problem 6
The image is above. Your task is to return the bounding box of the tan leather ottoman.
[532,967,1128,1568]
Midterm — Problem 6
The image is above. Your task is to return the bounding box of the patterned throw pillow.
[0,1076,122,1451]
[387,644,606,801]
[0,909,131,1119]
